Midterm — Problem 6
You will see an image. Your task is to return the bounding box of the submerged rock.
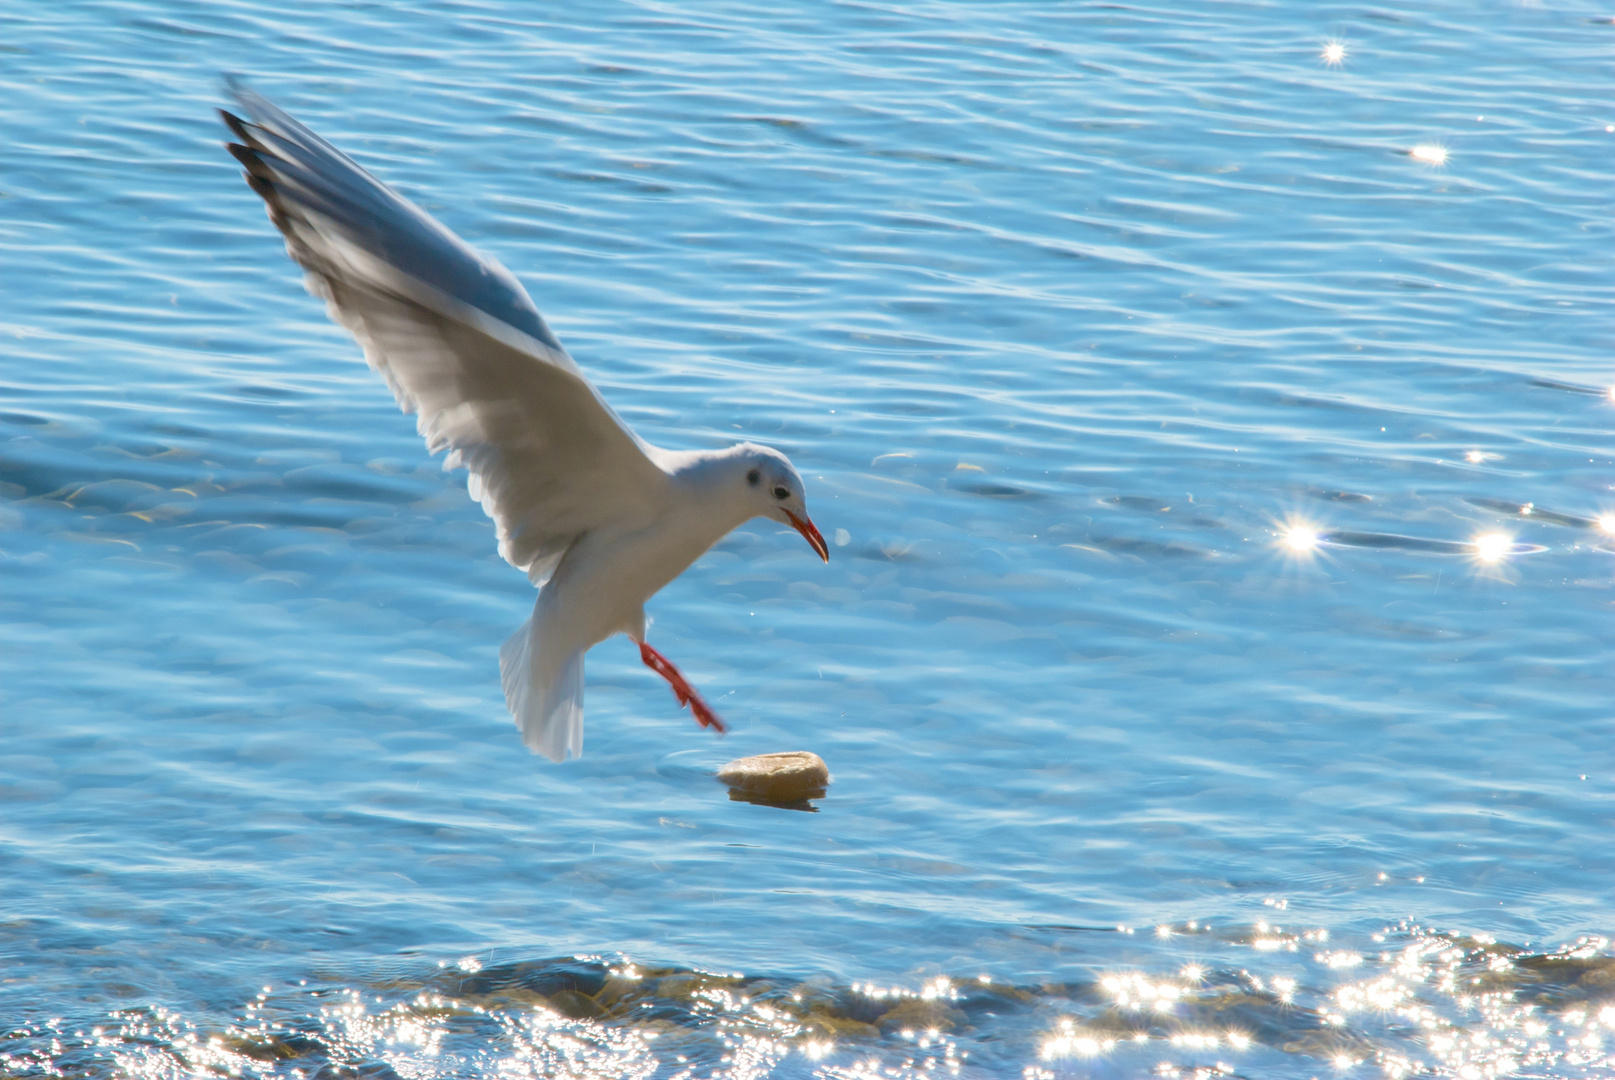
[718,751,830,806]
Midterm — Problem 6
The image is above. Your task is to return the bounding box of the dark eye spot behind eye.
[773,486,789,500]
[747,469,760,486]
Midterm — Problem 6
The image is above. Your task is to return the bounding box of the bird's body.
[220,83,827,761]
[501,444,806,760]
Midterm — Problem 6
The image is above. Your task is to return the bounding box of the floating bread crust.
[717,751,831,801]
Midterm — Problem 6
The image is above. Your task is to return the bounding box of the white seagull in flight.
[220,83,829,762]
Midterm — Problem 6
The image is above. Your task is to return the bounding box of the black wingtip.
[242,170,277,202]
[219,108,251,142]
[226,141,273,177]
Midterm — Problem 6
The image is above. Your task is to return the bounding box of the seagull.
[219,83,829,762]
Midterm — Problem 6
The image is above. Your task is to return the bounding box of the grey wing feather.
[224,77,565,355]
[221,81,668,582]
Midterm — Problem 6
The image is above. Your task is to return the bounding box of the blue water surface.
[3,2,1614,1077]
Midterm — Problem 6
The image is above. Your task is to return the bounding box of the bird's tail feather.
[499,612,584,763]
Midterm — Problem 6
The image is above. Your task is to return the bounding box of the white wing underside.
[222,84,668,585]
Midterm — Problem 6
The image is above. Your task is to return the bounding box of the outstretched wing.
[221,81,668,583]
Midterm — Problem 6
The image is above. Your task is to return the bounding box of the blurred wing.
[221,81,667,583]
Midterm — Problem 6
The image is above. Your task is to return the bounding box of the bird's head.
[734,443,828,562]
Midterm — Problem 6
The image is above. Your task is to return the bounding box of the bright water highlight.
[2,1,1614,1077]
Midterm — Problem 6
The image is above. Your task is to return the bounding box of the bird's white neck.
[654,445,771,544]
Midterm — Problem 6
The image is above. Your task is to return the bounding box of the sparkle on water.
[1279,523,1317,552]
[9,926,1611,1080]
[1282,523,1322,554]
[1472,532,1514,564]
[3,0,1615,1078]
[1410,142,1450,166]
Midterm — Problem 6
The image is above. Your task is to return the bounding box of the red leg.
[639,642,727,734]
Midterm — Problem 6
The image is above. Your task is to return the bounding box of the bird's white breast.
[533,466,754,652]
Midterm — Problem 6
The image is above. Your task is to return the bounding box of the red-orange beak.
[785,509,829,563]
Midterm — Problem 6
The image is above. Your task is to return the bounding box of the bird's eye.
[746,469,760,486]
[773,486,789,500]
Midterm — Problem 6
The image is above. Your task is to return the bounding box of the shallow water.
[3,1,1615,1077]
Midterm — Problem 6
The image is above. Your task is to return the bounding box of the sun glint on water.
[1410,143,1449,166]
[1282,525,1321,553]
[1472,533,1511,563]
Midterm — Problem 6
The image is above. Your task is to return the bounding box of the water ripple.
[3,1,1615,1077]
